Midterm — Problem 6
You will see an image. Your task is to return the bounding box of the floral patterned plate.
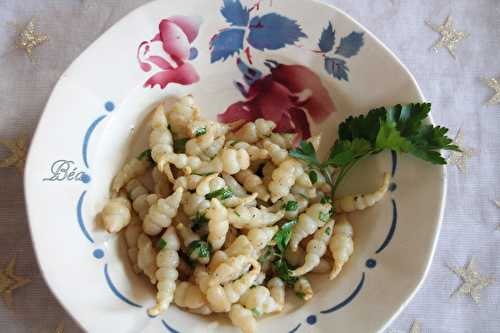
[24,0,445,332]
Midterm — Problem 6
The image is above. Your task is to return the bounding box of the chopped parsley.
[187,240,212,258]
[173,138,188,153]
[205,187,233,200]
[320,196,332,204]
[283,200,299,211]
[273,220,296,253]
[194,127,207,137]
[191,212,209,232]
[137,149,154,163]
[325,227,332,235]
[156,238,167,250]
[308,170,318,184]
[295,291,305,300]
[318,211,330,223]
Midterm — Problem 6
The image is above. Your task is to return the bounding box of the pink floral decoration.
[218,61,336,140]
[137,16,202,89]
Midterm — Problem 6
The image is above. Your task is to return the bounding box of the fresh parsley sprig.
[290,103,459,197]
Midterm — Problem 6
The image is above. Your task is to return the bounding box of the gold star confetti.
[409,321,421,333]
[0,136,28,173]
[0,257,31,307]
[447,128,474,173]
[483,78,500,106]
[15,18,49,60]
[449,257,495,304]
[55,321,64,333]
[426,16,469,59]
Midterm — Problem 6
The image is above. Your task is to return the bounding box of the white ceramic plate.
[24,0,446,332]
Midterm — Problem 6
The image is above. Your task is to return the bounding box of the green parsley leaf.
[320,196,332,204]
[187,240,212,258]
[191,212,209,232]
[258,246,276,264]
[173,138,188,153]
[156,238,167,250]
[289,141,321,167]
[319,211,330,223]
[205,187,233,200]
[308,170,318,184]
[295,291,305,300]
[273,221,296,253]
[325,227,332,235]
[194,127,207,137]
[251,308,261,317]
[273,258,298,285]
[375,119,414,152]
[283,200,298,211]
[137,149,154,163]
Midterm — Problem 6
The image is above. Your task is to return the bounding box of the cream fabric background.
[0,0,499,332]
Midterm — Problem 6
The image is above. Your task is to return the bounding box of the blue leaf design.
[247,13,307,51]
[324,57,349,81]
[318,21,335,53]
[237,58,262,85]
[221,0,249,27]
[210,28,245,63]
[335,31,364,58]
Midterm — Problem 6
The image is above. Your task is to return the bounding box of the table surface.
[0,0,499,332]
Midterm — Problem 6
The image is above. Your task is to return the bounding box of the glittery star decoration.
[449,257,495,304]
[426,16,469,59]
[483,78,500,106]
[0,136,28,173]
[447,128,474,172]
[15,18,49,60]
[409,321,421,333]
[0,257,31,307]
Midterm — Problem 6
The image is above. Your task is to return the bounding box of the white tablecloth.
[0,0,499,332]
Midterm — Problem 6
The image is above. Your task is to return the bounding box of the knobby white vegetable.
[335,173,390,213]
[228,205,284,229]
[124,216,142,273]
[206,198,229,251]
[247,226,278,252]
[229,119,276,144]
[259,139,288,165]
[225,235,256,258]
[206,259,261,312]
[152,166,172,197]
[149,104,174,172]
[137,233,157,284]
[167,95,200,138]
[292,220,334,276]
[268,158,304,203]
[101,195,131,233]
[268,133,295,150]
[143,187,184,235]
[289,202,332,251]
[148,226,181,316]
[294,277,313,301]
[173,174,203,191]
[126,179,159,219]
[111,158,149,193]
[329,215,354,280]
[222,173,248,197]
[209,255,258,287]
[235,169,270,201]
[174,281,211,313]
[240,285,282,314]
[226,140,269,161]
[229,304,257,333]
